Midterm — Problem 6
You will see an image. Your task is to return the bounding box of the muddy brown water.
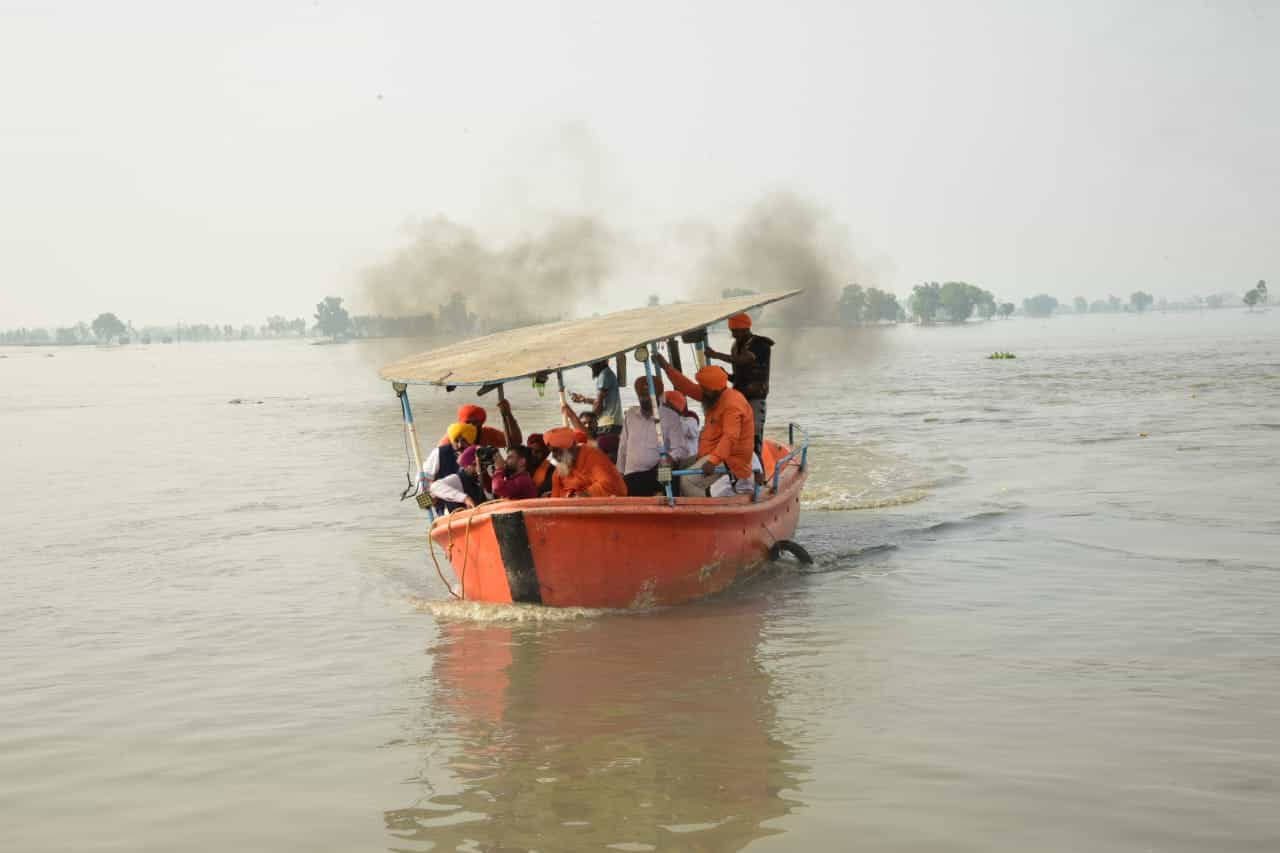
[3,309,1279,851]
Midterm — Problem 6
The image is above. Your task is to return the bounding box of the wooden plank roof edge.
[377,289,802,386]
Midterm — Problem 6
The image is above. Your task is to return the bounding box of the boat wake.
[410,597,612,622]
[802,488,930,511]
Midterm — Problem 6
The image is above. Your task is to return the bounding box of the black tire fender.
[768,539,813,565]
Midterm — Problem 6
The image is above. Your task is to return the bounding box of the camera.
[476,445,500,468]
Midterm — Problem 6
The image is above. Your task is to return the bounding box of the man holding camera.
[489,445,538,501]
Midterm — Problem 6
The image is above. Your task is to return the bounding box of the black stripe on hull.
[492,511,543,604]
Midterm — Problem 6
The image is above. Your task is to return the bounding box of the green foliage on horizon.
[1130,291,1154,312]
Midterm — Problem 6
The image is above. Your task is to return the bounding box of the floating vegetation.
[987,352,1017,360]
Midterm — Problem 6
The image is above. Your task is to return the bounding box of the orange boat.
[379,290,811,608]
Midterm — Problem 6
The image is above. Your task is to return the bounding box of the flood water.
[3,310,1279,851]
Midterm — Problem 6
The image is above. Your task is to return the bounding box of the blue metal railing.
[666,421,808,506]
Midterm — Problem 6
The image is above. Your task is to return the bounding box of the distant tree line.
[6,279,1270,346]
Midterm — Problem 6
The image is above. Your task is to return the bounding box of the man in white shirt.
[662,391,701,453]
[616,375,693,496]
[429,444,489,513]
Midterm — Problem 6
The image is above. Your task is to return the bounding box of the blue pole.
[642,349,675,506]
[396,383,433,521]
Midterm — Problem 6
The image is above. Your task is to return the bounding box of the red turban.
[457,404,487,425]
[543,427,576,449]
[573,429,589,445]
[727,313,751,330]
[526,432,544,447]
[663,390,686,412]
[695,365,729,392]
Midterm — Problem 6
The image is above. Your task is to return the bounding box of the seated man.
[663,390,701,453]
[651,356,755,498]
[490,445,539,501]
[428,445,489,513]
[544,426,627,498]
[617,374,692,496]
[525,433,554,496]
[437,402,521,449]
[561,405,619,464]
[422,422,476,487]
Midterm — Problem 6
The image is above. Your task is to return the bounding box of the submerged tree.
[314,297,353,339]
[1130,291,1154,313]
[1022,294,1059,318]
[938,282,976,323]
[838,284,866,325]
[909,282,941,324]
[91,312,127,343]
[1073,296,1088,314]
[975,290,997,321]
[997,302,1015,319]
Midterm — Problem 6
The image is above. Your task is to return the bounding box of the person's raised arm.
[705,347,730,363]
[497,398,522,446]
[561,404,586,432]
[651,353,702,401]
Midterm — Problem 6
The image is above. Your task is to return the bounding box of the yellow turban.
[446,422,477,444]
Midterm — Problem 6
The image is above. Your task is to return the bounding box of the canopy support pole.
[640,346,675,506]
[394,382,431,518]
[556,370,568,426]
[693,337,707,370]
[681,327,708,371]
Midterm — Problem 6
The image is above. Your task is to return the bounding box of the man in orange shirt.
[651,357,755,498]
[437,402,522,449]
[544,427,628,498]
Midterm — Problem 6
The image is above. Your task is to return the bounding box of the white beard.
[552,453,574,477]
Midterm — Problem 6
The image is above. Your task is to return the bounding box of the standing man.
[651,357,755,498]
[705,313,773,453]
[571,359,623,437]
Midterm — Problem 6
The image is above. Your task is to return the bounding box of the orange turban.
[457,404,487,425]
[664,390,686,412]
[727,313,751,330]
[695,365,729,392]
[573,429,589,444]
[543,427,576,449]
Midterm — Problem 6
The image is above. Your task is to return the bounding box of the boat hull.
[427,455,806,609]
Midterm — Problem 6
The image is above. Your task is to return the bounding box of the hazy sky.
[3,0,1276,326]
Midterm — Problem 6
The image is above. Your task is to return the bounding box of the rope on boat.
[437,513,476,600]
[458,514,474,598]
[398,421,417,502]
[428,525,460,599]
